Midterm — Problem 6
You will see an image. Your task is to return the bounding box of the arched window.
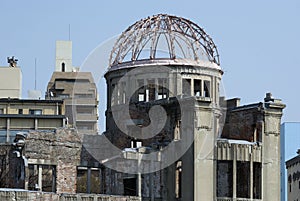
[62,62,65,72]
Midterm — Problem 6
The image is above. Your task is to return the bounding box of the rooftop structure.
[46,41,98,134]
[0,57,22,99]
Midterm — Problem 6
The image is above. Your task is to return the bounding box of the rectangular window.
[138,79,145,102]
[123,178,137,196]
[76,167,101,194]
[158,78,168,99]
[0,108,3,114]
[217,160,233,197]
[253,162,262,199]
[28,164,56,192]
[121,82,126,104]
[204,80,210,97]
[237,161,250,198]
[18,109,23,114]
[147,79,155,101]
[194,79,201,96]
[182,79,191,96]
[29,109,42,115]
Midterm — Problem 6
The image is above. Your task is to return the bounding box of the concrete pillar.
[87,168,91,193]
[38,165,42,191]
[233,145,237,199]
[34,118,38,130]
[250,147,253,199]
[6,118,10,143]
[137,153,142,198]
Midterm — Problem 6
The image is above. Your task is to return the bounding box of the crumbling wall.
[222,104,264,142]
[24,128,82,193]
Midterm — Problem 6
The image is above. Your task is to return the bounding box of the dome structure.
[109,14,220,67]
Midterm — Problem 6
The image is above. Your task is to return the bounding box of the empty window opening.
[253,162,262,199]
[182,79,191,96]
[194,79,201,96]
[147,79,155,101]
[158,78,168,99]
[61,63,65,72]
[237,161,250,198]
[111,83,116,105]
[217,160,233,197]
[0,108,3,114]
[138,79,145,102]
[123,178,137,196]
[175,161,182,198]
[28,164,56,192]
[121,82,126,104]
[204,80,210,97]
[18,109,23,114]
[77,167,102,194]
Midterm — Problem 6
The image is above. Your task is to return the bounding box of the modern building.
[0,98,65,143]
[46,41,98,134]
[98,14,286,200]
[286,150,300,201]
[281,122,300,201]
[0,57,22,99]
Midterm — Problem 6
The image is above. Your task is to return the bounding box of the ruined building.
[46,41,98,134]
[0,14,286,201]
[98,14,286,201]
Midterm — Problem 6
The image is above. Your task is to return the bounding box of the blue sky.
[0,1,300,130]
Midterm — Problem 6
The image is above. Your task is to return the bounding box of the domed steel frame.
[109,14,220,67]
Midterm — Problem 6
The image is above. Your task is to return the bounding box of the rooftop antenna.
[34,58,37,90]
[69,24,71,41]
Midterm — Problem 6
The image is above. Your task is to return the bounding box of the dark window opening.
[194,79,201,96]
[18,109,23,114]
[123,178,137,196]
[147,79,155,101]
[253,162,262,199]
[77,167,101,194]
[29,109,42,115]
[204,80,210,97]
[182,79,191,96]
[28,164,56,192]
[138,79,145,102]
[121,82,126,104]
[175,161,182,198]
[237,161,250,198]
[217,160,233,197]
[62,63,65,72]
[158,78,168,99]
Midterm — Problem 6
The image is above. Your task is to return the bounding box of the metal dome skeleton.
[109,14,220,67]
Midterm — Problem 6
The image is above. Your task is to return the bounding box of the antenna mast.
[34,58,37,90]
[69,24,71,41]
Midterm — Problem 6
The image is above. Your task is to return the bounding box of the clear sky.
[0,0,300,130]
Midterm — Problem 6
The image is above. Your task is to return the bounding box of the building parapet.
[217,139,262,162]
